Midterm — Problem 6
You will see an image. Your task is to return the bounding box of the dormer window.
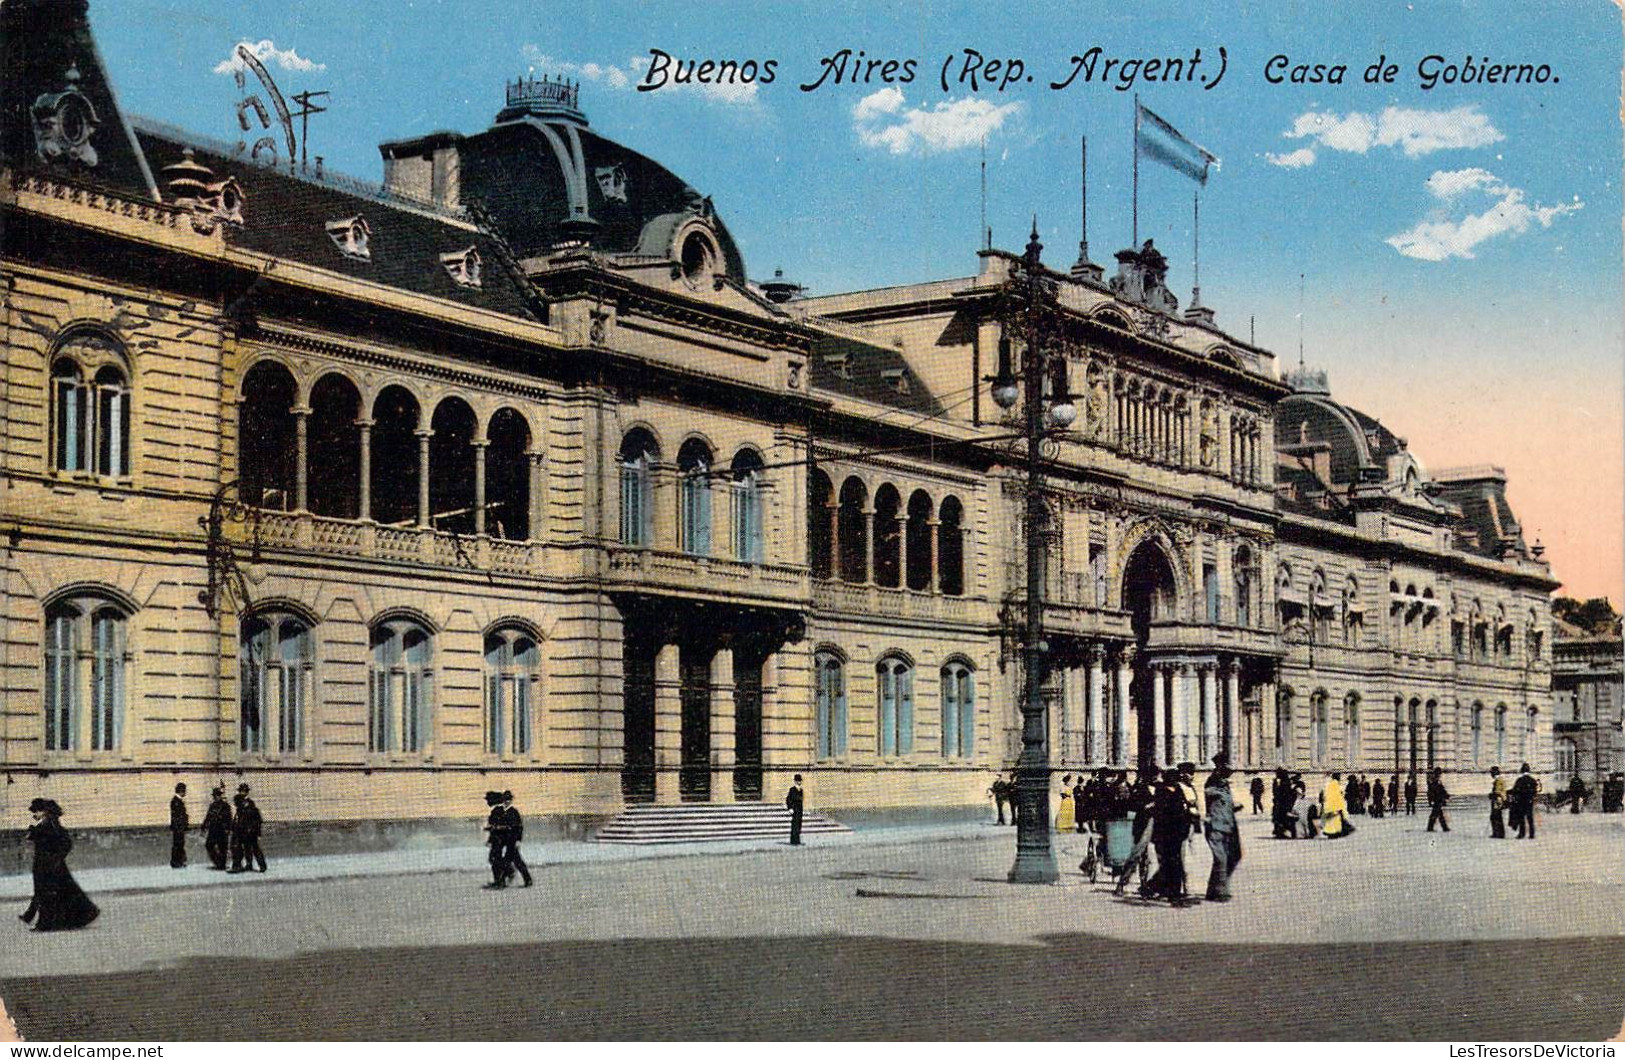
[326,215,371,261]
[823,352,852,380]
[440,245,482,288]
[881,367,910,395]
[208,177,244,226]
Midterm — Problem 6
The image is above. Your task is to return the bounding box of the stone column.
[863,506,877,585]
[356,419,373,522]
[1225,660,1241,760]
[927,516,941,594]
[1170,662,1190,765]
[292,407,310,513]
[710,648,736,803]
[528,451,545,542]
[1087,644,1105,766]
[1116,647,1135,768]
[416,429,432,528]
[473,440,489,537]
[1151,660,1167,767]
[1199,662,1217,764]
[653,642,682,803]
[826,501,840,577]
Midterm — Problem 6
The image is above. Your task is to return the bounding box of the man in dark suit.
[1425,768,1450,833]
[483,791,509,889]
[231,785,266,873]
[499,791,532,888]
[168,783,189,869]
[1249,775,1265,815]
[202,786,232,870]
[1145,770,1192,906]
[786,774,805,845]
[1204,754,1242,902]
[1404,773,1419,815]
[1511,763,1540,839]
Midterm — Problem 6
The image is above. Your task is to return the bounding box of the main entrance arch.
[1122,541,1178,772]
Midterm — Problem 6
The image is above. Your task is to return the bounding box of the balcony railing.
[812,580,985,624]
[235,511,542,574]
[604,546,808,605]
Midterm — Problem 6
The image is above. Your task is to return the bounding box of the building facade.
[1551,617,1624,793]
[0,1,1560,835]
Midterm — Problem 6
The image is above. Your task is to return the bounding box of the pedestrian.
[1388,773,1401,816]
[1203,754,1242,902]
[1566,774,1588,814]
[499,791,532,888]
[1370,778,1386,819]
[1345,774,1361,816]
[786,773,805,846]
[1249,775,1265,815]
[1359,774,1372,813]
[169,783,189,869]
[1270,767,1292,837]
[1605,772,1625,814]
[1425,767,1451,833]
[19,799,99,932]
[231,785,266,873]
[1143,770,1191,905]
[1072,774,1089,834]
[228,787,247,871]
[202,785,231,870]
[1489,766,1507,838]
[1116,770,1158,897]
[1404,773,1419,815]
[1322,772,1354,839]
[482,791,509,889]
[989,776,1010,825]
[1511,763,1540,839]
[1055,774,1076,833]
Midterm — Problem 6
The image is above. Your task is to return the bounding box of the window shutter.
[879,667,895,756]
[898,665,914,755]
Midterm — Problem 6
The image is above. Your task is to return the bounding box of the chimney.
[378,132,463,209]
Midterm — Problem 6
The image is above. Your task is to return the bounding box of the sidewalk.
[0,818,1003,901]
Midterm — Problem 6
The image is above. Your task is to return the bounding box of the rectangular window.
[55,378,86,472]
[97,385,126,477]
[513,675,531,755]
[1203,564,1220,624]
[369,670,391,753]
[620,470,647,547]
[485,673,505,756]
[44,615,76,752]
[90,613,122,752]
[278,665,302,754]
[403,671,428,753]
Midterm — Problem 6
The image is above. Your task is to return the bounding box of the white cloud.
[212,40,325,76]
[521,47,760,108]
[1278,105,1503,164]
[852,89,1021,156]
[1265,147,1317,169]
[1387,169,1582,261]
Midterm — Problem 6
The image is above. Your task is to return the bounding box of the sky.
[87,0,1625,604]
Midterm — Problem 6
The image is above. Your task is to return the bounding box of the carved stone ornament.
[33,65,100,168]
[594,164,629,204]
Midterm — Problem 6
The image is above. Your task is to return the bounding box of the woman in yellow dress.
[1055,774,1076,832]
[1321,772,1355,839]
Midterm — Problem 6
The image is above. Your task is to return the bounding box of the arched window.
[1342,576,1362,645]
[51,331,130,479]
[1233,546,1253,627]
[872,484,902,588]
[239,612,313,755]
[1524,706,1538,763]
[619,429,659,547]
[876,655,914,756]
[43,595,128,753]
[1495,703,1508,764]
[730,449,765,563]
[1471,702,1484,765]
[51,359,89,473]
[678,438,713,556]
[938,496,965,597]
[837,477,868,584]
[486,408,532,541]
[905,490,933,592]
[239,361,298,509]
[808,469,834,580]
[1556,736,1577,778]
[1310,691,1329,766]
[814,651,847,759]
[1343,692,1361,767]
[308,374,361,519]
[369,619,434,754]
[1310,569,1332,642]
[429,397,478,536]
[484,628,539,756]
[371,385,422,527]
[941,660,975,759]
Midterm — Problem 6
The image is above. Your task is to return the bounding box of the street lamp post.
[991,221,1075,884]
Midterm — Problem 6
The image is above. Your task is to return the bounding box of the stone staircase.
[594,803,852,845]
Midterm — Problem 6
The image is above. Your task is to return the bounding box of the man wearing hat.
[229,784,266,873]
[786,774,805,846]
[499,791,532,888]
[1203,753,1242,902]
[483,791,510,888]
[202,785,232,870]
[1488,766,1508,838]
[168,783,190,869]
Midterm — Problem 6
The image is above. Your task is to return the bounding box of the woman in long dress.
[19,798,99,931]
[1321,773,1354,839]
[1054,774,1076,832]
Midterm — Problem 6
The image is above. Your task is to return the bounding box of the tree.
[1552,597,1622,637]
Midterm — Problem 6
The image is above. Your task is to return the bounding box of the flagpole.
[1192,190,1201,307]
[1132,95,1140,246]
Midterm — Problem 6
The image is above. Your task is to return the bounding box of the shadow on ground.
[5,934,1622,1040]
